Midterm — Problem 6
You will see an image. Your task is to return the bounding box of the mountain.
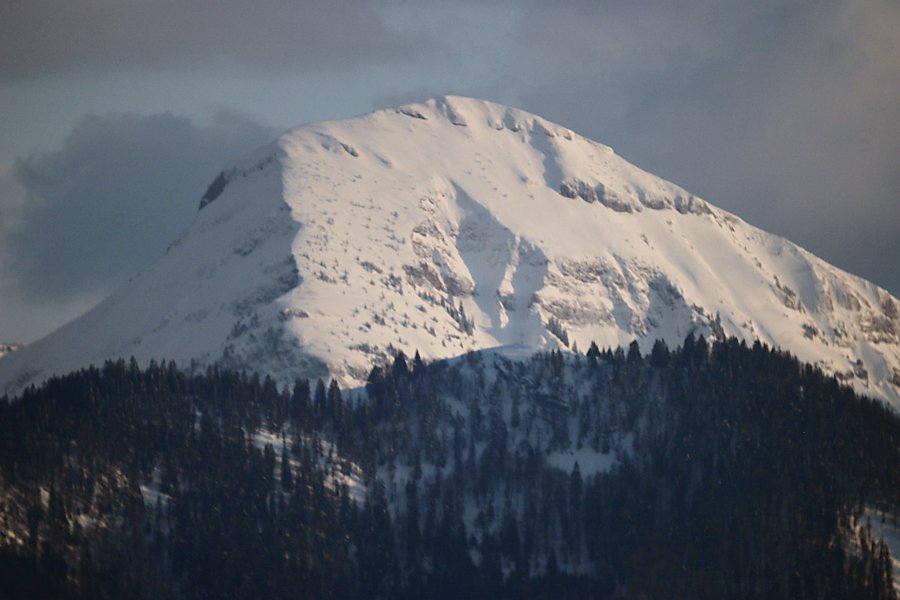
[1,96,898,405]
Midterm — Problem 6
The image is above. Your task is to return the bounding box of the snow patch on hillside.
[0,343,20,360]
[865,506,900,593]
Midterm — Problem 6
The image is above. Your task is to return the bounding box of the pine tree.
[626,340,642,364]
[649,339,670,368]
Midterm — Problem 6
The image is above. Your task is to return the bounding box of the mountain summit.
[1,96,898,404]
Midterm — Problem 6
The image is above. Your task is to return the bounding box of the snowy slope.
[1,96,898,405]
[0,343,20,360]
[864,507,900,593]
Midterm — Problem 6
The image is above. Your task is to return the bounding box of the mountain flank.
[0,96,897,406]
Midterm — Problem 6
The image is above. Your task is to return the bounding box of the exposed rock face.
[1,96,898,406]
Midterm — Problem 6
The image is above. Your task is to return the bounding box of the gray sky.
[1,0,898,343]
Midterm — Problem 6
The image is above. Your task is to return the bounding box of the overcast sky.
[1,0,898,343]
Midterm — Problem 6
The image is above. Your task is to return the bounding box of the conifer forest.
[1,336,898,599]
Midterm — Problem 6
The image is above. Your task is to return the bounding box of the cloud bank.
[0,110,276,308]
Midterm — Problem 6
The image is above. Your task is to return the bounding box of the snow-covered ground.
[0,96,897,406]
[252,427,366,503]
[0,343,20,360]
[865,506,900,593]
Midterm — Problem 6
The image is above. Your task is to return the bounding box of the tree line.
[0,336,897,599]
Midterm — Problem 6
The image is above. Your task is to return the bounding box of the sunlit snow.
[1,96,897,406]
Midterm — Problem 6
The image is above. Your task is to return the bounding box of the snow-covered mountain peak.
[380,95,708,216]
[1,97,898,406]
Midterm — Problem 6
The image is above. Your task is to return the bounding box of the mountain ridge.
[1,95,898,405]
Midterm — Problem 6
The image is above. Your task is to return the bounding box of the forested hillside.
[1,336,898,599]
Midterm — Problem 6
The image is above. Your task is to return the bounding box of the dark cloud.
[0,110,276,300]
[498,0,900,294]
[0,0,421,82]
